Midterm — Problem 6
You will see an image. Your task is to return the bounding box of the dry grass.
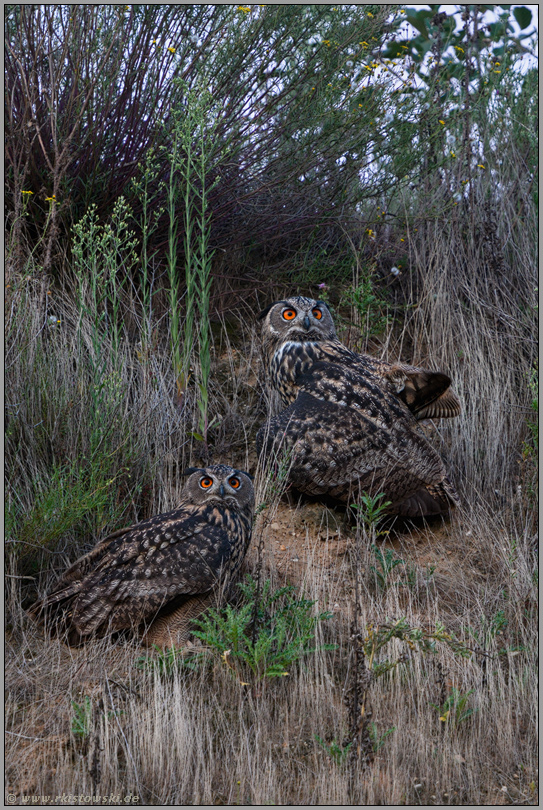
[4,197,538,805]
[5,499,538,805]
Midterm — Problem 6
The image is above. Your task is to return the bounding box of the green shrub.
[189,576,336,682]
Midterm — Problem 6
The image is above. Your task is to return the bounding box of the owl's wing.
[258,365,458,515]
[31,503,239,638]
[27,522,142,620]
[383,363,461,420]
[319,344,460,420]
[294,359,410,423]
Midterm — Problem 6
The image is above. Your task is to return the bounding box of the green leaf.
[513,6,532,29]
[406,14,429,39]
[381,41,409,59]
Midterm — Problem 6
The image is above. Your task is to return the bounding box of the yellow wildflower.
[21,190,33,195]
[367,10,374,17]
[439,119,445,125]
[45,195,56,202]
[478,164,486,169]
[167,46,176,54]
[237,5,251,11]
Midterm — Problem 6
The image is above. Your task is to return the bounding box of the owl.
[256,296,460,518]
[29,465,254,647]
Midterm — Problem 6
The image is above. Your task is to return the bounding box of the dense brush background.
[5,4,538,806]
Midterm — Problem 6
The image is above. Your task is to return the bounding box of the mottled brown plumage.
[29,465,254,646]
[256,297,460,517]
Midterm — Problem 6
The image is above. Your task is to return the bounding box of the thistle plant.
[71,696,92,739]
[343,614,474,787]
[190,576,335,683]
[351,492,392,534]
[341,271,390,343]
[369,545,404,592]
[315,735,352,766]
[431,687,478,729]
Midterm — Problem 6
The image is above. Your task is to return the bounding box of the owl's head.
[182,464,254,514]
[258,296,337,351]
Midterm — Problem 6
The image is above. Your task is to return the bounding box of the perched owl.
[256,296,460,517]
[29,465,254,647]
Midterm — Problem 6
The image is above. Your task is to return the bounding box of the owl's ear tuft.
[257,304,273,321]
[182,467,202,476]
[316,299,331,312]
[257,300,289,321]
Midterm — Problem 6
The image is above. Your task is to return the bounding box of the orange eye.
[229,476,241,489]
[312,308,323,320]
[200,476,213,489]
[282,308,297,321]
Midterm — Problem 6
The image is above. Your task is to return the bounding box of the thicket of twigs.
[5,4,538,806]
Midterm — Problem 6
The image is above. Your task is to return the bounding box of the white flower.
[390,266,400,276]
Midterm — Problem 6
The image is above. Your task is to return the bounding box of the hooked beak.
[219,483,225,498]
[303,315,311,331]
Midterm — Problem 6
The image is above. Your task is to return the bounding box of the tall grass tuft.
[166,78,222,450]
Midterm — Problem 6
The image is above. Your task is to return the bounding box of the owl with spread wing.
[257,297,460,517]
